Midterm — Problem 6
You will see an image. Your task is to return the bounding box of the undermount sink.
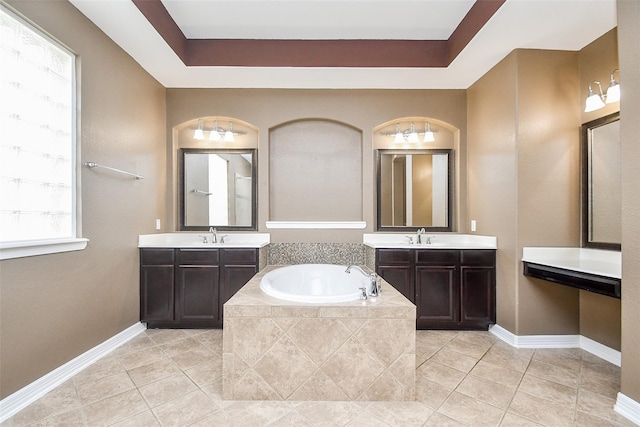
[417,242,447,247]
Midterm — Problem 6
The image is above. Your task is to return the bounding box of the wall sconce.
[389,122,435,143]
[193,119,205,140]
[584,69,620,112]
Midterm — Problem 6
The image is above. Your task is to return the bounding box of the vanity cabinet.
[140,248,259,328]
[376,248,495,330]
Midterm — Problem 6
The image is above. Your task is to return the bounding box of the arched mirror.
[581,112,621,250]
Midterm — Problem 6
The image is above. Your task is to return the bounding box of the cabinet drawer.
[177,249,219,265]
[416,249,458,266]
[460,250,495,267]
[377,249,412,265]
[140,249,174,265]
[222,248,258,265]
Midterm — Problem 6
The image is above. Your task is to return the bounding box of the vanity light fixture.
[605,69,620,104]
[394,123,404,144]
[224,122,235,142]
[423,123,435,142]
[584,69,621,112]
[193,119,205,140]
[408,123,419,143]
[389,122,436,143]
[209,120,222,141]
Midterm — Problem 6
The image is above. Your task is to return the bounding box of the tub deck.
[223,265,417,401]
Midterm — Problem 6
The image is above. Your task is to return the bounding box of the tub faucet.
[209,227,217,244]
[345,265,380,297]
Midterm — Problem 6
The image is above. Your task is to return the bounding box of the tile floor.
[2,329,635,426]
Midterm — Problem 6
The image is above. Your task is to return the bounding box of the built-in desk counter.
[522,247,621,298]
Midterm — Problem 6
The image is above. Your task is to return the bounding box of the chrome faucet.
[416,228,426,244]
[345,265,380,297]
[209,227,217,244]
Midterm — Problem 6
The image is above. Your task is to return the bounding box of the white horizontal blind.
[0,5,76,243]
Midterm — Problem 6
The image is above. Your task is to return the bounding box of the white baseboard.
[615,392,640,426]
[0,322,146,423]
[489,324,621,366]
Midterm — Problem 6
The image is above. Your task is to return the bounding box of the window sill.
[0,238,89,260]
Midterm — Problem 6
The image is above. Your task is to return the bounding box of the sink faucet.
[209,227,217,244]
[345,265,380,297]
[416,228,426,244]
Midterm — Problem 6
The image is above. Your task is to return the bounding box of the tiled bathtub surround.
[267,243,366,265]
[223,266,416,401]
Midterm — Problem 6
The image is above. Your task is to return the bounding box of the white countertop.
[363,233,497,249]
[522,247,621,279]
[138,233,270,248]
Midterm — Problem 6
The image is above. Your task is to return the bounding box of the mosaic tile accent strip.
[267,243,365,265]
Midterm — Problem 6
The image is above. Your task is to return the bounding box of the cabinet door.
[140,265,175,322]
[175,266,220,324]
[460,266,495,328]
[221,265,258,305]
[377,265,414,303]
[415,265,458,328]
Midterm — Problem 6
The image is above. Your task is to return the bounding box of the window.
[0,5,86,259]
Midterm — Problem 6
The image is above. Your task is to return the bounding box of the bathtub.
[259,264,370,303]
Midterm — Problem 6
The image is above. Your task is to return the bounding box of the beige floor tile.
[508,390,574,427]
[109,410,160,427]
[11,381,80,425]
[517,373,578,408]
[151,389,218,426]
[469,360,524,387]
[438,391,505,427]
[6,329,633,427]
[579,370,620,400]
[127,357,181,387]
[430,347,479,373]
[576,389,619,424]
[145,329,190,345]
[532,349,582,372]
[423,412,467,426]
[417,361,466,389]
[525,359,580,389]
[24,408,86,426]
[366,401,434,426]
[500,412,544,426]
[482,346,531,373]
[72,356,125,386]
[294,401,362,426]
[138,372,198,408]
[456,374,517,409]
[76,371,135,405]
[445,337,492,359]
[82,389,148,426]
[183,355,223,387]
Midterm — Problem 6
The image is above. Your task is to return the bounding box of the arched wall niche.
[268,118,364,224]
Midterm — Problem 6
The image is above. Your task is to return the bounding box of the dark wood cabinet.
[140,247,259,328]
[376,248,495,330]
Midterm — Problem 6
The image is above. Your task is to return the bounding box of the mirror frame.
[179,148,258,231]
[376,149,454,232]
[581,112,621,251]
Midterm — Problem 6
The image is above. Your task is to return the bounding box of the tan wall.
[0,1,166,398]
[578,29,622,351]
[166,89,467,243]
[468,49,581,335]
[618,0,640,404]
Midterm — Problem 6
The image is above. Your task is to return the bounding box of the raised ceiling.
[69,0,616,89]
